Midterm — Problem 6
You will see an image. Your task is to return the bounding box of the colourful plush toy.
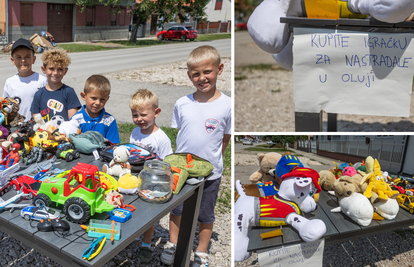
[2,97,25,127]
[248,0,414,70]
[234,167,325,262]
[102,146,132,177]
[117,173,140,194]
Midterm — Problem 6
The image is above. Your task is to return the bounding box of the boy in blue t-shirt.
[70,75,120,143]
[30,48,81,122]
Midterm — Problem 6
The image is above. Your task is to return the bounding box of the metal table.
[248,190,414,253]
[0,155,205,267]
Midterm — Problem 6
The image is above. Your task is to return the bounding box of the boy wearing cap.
[3,38,47,121]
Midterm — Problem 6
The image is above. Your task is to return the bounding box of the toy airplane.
[0,190,30,211]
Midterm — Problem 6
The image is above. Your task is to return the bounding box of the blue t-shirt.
[30,84,81,122]
[71,105,120,144]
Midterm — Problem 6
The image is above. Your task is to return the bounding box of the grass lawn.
[118,122,231,213]
[57,33,230,53]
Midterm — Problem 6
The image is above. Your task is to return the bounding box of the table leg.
[173,183,204,267]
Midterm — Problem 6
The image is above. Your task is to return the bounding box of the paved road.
[0,39,231,126]
[235,31,277,67]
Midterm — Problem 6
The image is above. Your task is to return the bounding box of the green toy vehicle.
[32,163,114,223]
[55,143,80,162]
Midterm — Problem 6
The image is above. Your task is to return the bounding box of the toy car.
[33,163,114,223]
[157,25,197,41]
[55,144,80,162]
[9,175,41,199]
[397,193,414,213]
[20,205,60,221]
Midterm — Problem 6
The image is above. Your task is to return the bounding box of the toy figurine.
[102,146,132,177]
[0,143,20,169]
[24,144,44,165]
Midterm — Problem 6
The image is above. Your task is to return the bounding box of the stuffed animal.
[117,173,140,194]
[249,152,282,183]
[248,0,414,70]
[319,170,336,191]
[2,97,25,127]
[69,131,108,154]
[102,146,132,177]
[331,175,374,226]
[105,190,124,208]
[234,167,326,262]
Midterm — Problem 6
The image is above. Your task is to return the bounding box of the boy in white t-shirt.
[160,45,231,267]
[129,89,173,263]
[3,38,47,121]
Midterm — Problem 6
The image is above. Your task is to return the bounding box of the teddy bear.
[249,152,282,183]
[234,167,326,262]
[2,97,25,127]
[102,146,132,177]
[247,0,414,70]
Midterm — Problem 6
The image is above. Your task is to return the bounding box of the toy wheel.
[12,184,17,191]
[55,149,62,157]
[63,198,91,224]
[28,192,34,199]
[24,214,31,221]
[45,152,53,160]
[158,34,164,41]
[74,150,80,159]
[33,193,51,207]
[410,208,413,214]
[180,35,186,41]
[65,153,74,162]
[0,190,4,196]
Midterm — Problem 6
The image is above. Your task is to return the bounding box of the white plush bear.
[248,0,414,70]
[234,167,326,262]
[102,146,132,177]
[331,192,374,226]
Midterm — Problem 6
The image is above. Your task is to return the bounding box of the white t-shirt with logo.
[171,92,231,180]
[3,72,47,121]
[130,127,173,160]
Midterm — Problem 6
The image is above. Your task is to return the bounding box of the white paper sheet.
[258,239,324,267]
[293,28,414,117]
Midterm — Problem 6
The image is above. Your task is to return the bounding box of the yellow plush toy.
[362,159,399,202]
[117,173,140,194]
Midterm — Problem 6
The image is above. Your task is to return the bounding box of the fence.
[196,21,230,34]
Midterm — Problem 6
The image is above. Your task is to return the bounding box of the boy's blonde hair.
[84,75,111,95]
[41,48,71,68]
[187,45,221,70]
[130,89,159,110]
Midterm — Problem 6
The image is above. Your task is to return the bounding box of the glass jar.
[137,160,173,203]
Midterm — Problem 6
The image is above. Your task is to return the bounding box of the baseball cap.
[11,38,34,55]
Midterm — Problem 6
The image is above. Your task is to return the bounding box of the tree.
[235,0,261,21]
[270,135,309,150]
[75,0,209,42]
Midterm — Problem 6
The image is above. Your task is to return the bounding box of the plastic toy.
[397,193,414,213]
[108,208,132,223]
[0,143,20,169]
[37,218,70,234]
[9,175,41,199]
[24,145,44,164]
[32,163,114,223]
[0,163,20,196]
[21,206,60,221]
[102,146,132,177]
[0,190,29,211]
[82,236,106,261]
[81,219,121,241]
[55,142,80,162]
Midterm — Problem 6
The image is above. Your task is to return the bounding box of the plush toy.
[249,152,282,183]
[117,173,140,194]
[234,167,326,262]
[248,0,414,70]
[2,97,25,127]
[69,131,108,154]
[331,175,374,226]
[319,170,336,191]
[105,190,124,208]
[102,146,132,177]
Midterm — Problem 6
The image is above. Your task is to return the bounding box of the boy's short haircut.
[11,38,35,56]
[187,45,221,70]
[84,75,111,95]
[129,89,158,110]
[41,48,71,68]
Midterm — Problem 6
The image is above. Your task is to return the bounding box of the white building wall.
[205,0,231,22]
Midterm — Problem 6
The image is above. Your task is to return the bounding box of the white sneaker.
[160,241,176,265]
[193,251,209,267]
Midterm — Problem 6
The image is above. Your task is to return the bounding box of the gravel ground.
[235,152,414,267]
[235,31,414,132]
[0,59,232,267]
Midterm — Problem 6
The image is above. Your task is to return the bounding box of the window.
[111,9,117,26]
[20,3,33,26]
[185,13,191,23]
[86,7,95,26]
[215,0,223,10]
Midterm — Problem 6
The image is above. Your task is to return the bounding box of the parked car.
[9,175,42,199]
[237,22,248,30]
[21,206,60,221]
[243,140,253,145]
[157,26,197,41]
[267,141,274,145]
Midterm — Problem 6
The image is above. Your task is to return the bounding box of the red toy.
[0,143,20,168]
[9,175,41,199]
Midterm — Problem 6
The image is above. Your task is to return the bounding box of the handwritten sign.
[293,28,414,117]
[258,239,324,267]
